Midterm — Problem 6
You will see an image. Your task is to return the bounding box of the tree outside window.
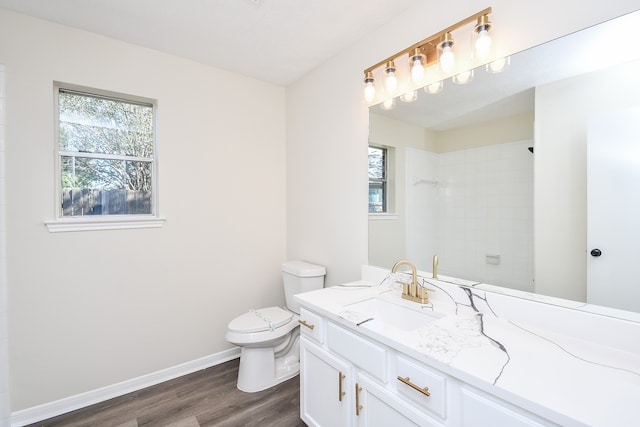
[57,87,156,217]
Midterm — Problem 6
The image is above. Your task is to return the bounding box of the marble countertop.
[294,276,640,427]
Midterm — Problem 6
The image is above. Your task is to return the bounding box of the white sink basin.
[343,296,442,333]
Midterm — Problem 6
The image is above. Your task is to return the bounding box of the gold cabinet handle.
[355,384,363,416]
[338,372,346,401]
[397,376,431,397]
[298,319,315,330]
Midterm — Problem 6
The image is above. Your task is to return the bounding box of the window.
[368,146,387,213]
[48,83,163,232]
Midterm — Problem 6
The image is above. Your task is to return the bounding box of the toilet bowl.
[225,260,326,392]
[226,306,300,392]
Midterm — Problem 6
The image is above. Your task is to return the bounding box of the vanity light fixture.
[363,7,497,108]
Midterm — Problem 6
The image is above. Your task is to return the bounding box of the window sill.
[368,213,399,220]
[45,216,166,233]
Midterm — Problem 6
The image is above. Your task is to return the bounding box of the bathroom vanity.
[294,266,640,427]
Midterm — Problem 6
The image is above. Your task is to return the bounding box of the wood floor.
[26,359,306,427]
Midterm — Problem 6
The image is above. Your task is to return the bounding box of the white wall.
[285,49,369,287]
[535,59,640,301]
[286,0,639,289]
[0,64,9,426]
[0,10,287,412]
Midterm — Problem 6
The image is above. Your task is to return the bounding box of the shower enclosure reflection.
[369,110,535,292]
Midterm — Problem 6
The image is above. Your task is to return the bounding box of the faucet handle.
[398,282,410,296]
[419,284,437,293]
[416,277,436,293]
[418,286,428,300]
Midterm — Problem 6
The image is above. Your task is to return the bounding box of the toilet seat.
[228,307,293,333]
[225,307,298,346]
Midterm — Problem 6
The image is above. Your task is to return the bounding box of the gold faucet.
[391,260,429,304]
[432,255,438,279]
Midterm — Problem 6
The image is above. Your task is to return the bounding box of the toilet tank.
[281,260,326,314]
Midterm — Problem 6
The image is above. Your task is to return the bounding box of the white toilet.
[225,260,326,392]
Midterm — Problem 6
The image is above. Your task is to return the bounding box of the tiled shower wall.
[405,148,440,272]
[406,140,534,291]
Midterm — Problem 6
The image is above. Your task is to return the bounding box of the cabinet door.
[356,373,443,427]
[461,387,559,427]
[300,338,353,427]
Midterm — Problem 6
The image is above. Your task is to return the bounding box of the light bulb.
[401,90,417,103]
[384,61,398,94]
[410,50,425,84]
[486,56,510,73]
[411,60,424,83]
[438,33,456,74]
[364,81,376,103]
[453,69,473,84]
[425,81,443,94]
[385,71,397,93]
[363,71,376,103]
[440,47,455,73]
[381,98,395,110]
[474,15,493,61]
[475,29,492,60]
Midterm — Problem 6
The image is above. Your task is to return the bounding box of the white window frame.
[46,82,165,232]
[368,144,397,219]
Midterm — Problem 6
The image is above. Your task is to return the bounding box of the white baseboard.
[11,347,241,427]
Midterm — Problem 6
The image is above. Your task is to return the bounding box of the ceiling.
[5,1,638,130]
[0,0,421,86]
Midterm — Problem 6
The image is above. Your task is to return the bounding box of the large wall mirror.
[368,9,640,319]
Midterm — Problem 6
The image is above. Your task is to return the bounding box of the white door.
[587,107,640,312]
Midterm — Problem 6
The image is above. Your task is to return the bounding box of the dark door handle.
[590,248,602,257]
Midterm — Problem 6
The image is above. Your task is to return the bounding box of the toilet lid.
[228,307,293,333]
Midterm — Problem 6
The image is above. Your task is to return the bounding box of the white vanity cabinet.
[298,306,560,427]
[299,308,443,426]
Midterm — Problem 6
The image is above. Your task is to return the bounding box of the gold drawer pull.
[355,384,363,415]
[338,372,346,401]
[298,319,315,330]
[397,376,431,397]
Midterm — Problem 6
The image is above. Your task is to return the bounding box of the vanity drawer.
[298,308,324,344]
[326,322,387,382]
[396,355,447,419]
